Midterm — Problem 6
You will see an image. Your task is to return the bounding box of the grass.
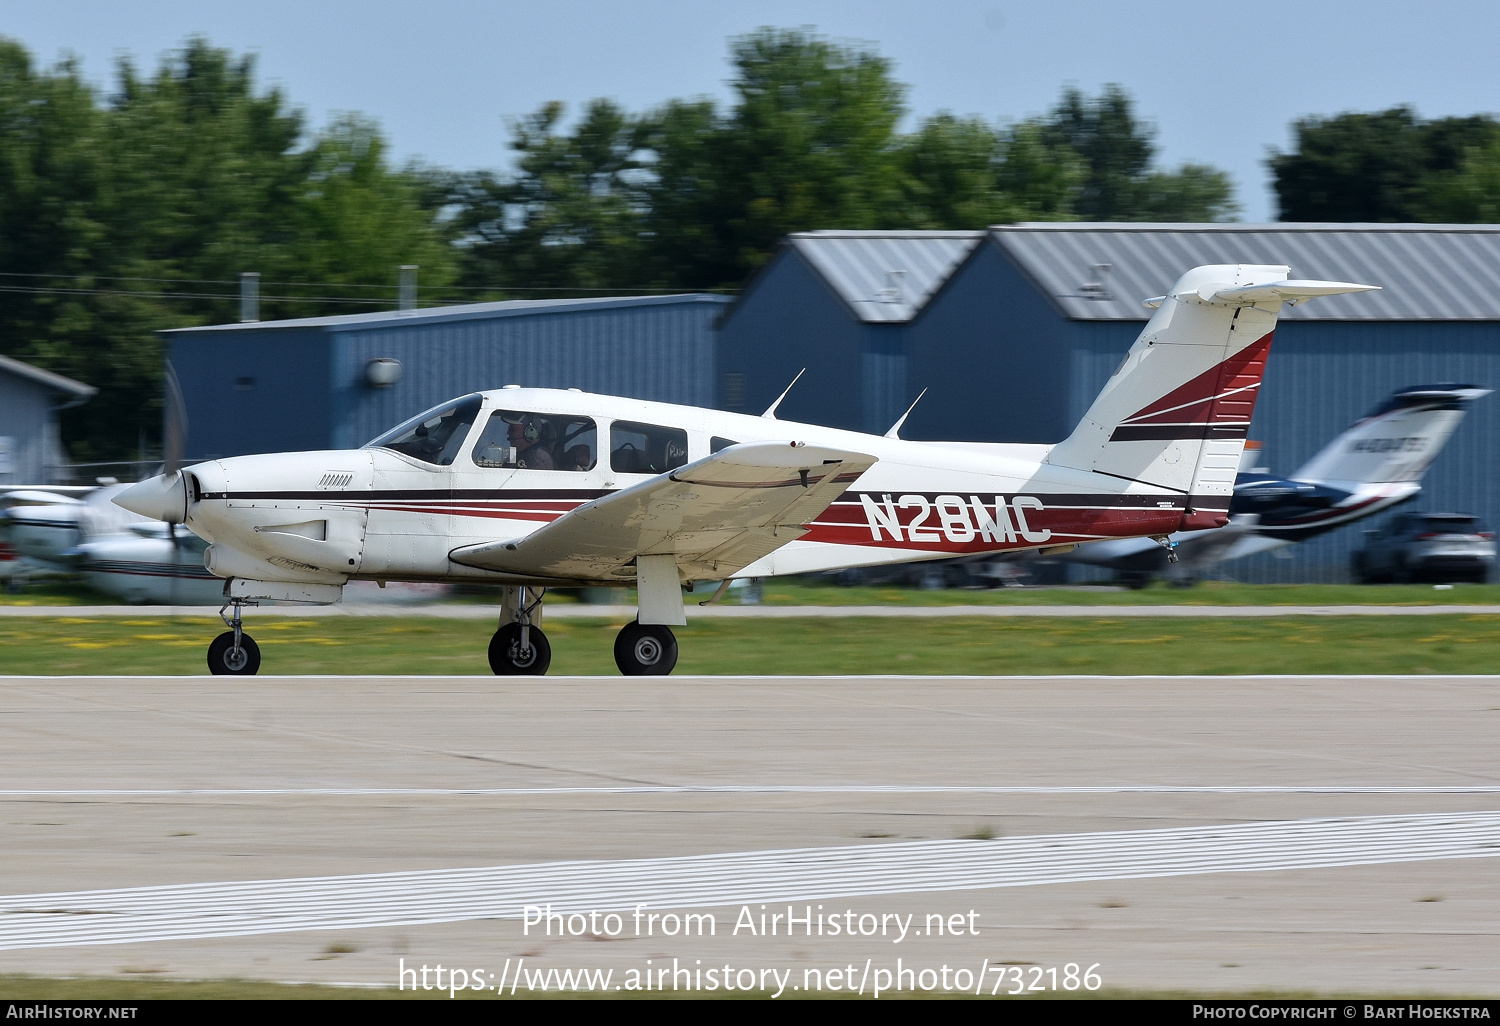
[5,613,1500,676]
[741,579,1500,607]
[9,577,1500,610]
[0,581,121,606]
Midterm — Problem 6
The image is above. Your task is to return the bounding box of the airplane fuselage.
[175,387,1221,589]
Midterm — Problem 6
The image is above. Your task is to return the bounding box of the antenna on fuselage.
[884,388,928,439]
[761,368,806,419]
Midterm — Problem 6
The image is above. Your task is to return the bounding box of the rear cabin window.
[471,411,597,471]
[1419,515,1483,534]
[710,436,739,453]
[365,394,483,466]
[611,421,689,475]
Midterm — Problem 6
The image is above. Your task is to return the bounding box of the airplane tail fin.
[1044,264,1378,528]
[1292,384,1490,486]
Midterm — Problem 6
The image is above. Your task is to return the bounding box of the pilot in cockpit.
[472,410,596,471]
[507,415,555,470]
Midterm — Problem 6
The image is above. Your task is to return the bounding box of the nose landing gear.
[208,600,260,675]
[489,586,551,675]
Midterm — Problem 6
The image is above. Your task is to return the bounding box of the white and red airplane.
[115,264,1377,676]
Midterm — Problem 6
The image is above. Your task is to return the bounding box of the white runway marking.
[3,811,1498,951]
[4,785,1500,797]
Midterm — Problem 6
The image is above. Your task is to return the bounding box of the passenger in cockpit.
[560,445,593,471]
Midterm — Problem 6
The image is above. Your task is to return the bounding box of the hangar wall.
[719,225,1500,584]
[715,231,982,433]
[1069,321,1500,583]
[716,246,914,432]
[169,328,330,461]
[904,238,1074,444]
[169,294,728,460]
[0,372,56,484]
[0,355,96,485]
[164,225,1500,585]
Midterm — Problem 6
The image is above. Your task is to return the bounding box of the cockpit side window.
[471,411,597,472]
[611,421,689,475]
[365,394,483,466]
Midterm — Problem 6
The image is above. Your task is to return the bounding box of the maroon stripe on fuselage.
[204,489,1219,554]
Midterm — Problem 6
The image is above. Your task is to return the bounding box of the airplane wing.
[448,441,877,581]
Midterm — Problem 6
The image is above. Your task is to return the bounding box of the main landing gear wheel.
[489,623,551,675]
[208,630,261,675]
[614,621,678,676]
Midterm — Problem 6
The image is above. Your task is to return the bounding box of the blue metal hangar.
[166,293,729,462]
[0,354,96,486]
[716,224,1500,582]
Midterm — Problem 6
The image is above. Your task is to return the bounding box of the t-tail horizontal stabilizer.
[1046,264,1378,527]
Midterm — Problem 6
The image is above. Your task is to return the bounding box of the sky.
[5,0,1500,222]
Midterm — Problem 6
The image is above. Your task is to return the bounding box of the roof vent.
[1078,263,1113,301]
[876,270,907,304]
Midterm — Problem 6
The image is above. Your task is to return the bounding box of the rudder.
[1046,264,1378,527]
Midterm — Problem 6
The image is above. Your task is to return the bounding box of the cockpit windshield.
[364,394,484,466]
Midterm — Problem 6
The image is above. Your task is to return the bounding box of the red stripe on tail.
[1123,332,1275,426]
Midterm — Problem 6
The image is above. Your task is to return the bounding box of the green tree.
[710,28,907,272]
[0,37,457,462]
[1421,137,1500,222]
[447,41,1237,294]
[993,120,1084,220]
[634,98,736,290]
[445,99,651,294]
[0,41,105,367]
[1042,85,1152,219]
[1269,106,1500,221]
[287,115,456,306]
[1040,85,1235,221]
[457,29,921,291]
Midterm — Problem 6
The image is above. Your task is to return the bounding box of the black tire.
[614,621,678,676]
[489,623,551,675]
[208,630,261,675]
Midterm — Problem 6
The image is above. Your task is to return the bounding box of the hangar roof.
[992,223,1500,322]
[165,292,730,334]
[0,353,96,398]
[783,230,985,323]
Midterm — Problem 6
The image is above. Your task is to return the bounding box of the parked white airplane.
[115,264,1377,676]
[0,481,228,601]
[1062,383,1490,585]
[2,484,142,586]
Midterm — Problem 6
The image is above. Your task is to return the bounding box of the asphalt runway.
[1,674,1497,996]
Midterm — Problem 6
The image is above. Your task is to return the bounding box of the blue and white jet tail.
[1058,383,1490,583]
[1292,385,1491,488]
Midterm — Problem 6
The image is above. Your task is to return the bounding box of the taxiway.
[1,674,1496,995]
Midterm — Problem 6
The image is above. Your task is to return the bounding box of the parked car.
[1352,513,1496,583]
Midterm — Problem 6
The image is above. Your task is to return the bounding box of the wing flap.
[449,441,876,580]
